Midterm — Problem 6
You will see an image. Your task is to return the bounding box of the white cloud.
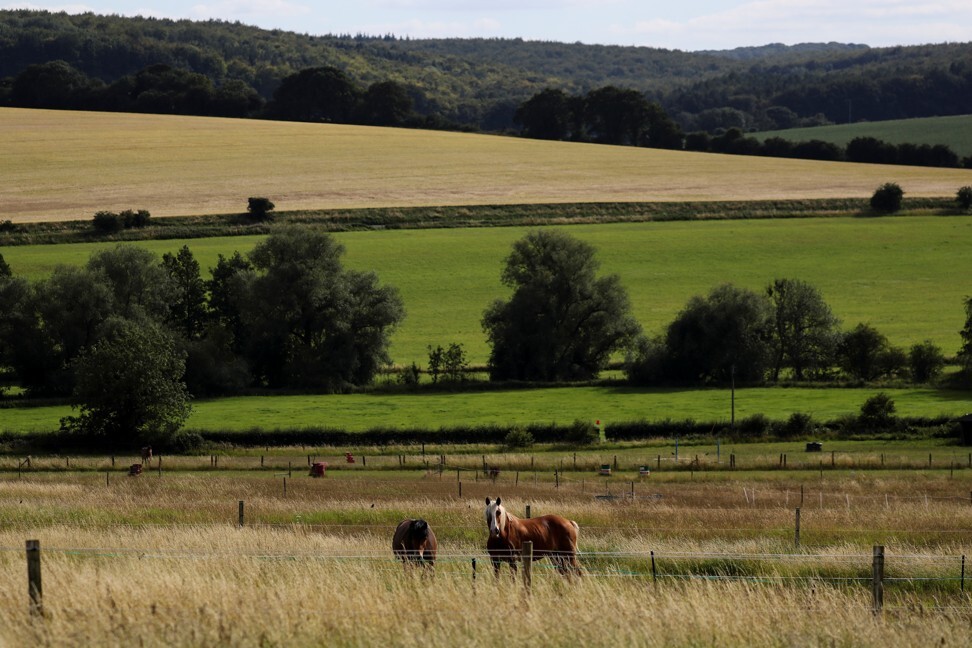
[189,0,311,20]
[614,0,972,50]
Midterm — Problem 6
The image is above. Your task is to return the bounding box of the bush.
[92,211,123,233]
[957,186,972,210]
[121,209,151,228]
[859,392,897,428]
[247,197,275,220]
[870,182,904,214]
[397,362,421,387]
[775,412,813,438]
[563,419,599,445]
[736,413,771,437]
[504,426,534,448]
[908,340,945,383]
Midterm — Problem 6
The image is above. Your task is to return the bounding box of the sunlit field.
[3,107,970,223]
[3,215,972,366]
[1,467,969,646]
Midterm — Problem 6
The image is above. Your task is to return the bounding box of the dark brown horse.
[484,497,580,578]
[392,519,438,571]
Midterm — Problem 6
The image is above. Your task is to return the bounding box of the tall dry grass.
[1,471,970,646]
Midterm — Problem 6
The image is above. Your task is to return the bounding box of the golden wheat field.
[3,107,971,223]
[1,466,970,647]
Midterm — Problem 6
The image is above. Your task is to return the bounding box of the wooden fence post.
[522,541,533,593]
[458,481,462,498]
[872,545,884,615]
[795,507,801,548]
[525,504,531,519]
[238,500,244,528]
[961,554,965,592]
[650,550,657,582]
[26,539,42,616]
[472,558,477,583]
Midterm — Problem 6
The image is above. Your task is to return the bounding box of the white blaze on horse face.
[485,499,504,538]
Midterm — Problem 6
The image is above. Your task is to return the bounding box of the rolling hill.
[4,107,971,224]
[756,115,972,159]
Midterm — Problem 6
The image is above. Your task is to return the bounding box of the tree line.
[2,228,971,448]
[3,10,972,136]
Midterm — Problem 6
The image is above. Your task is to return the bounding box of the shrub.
[247,197,275,220]
[504,426,534,448]
[908,340,945,383]
[775,412,813,438]
[957,186,972,211]
[121,209,151,228]
[870,182,904,214]
[397,362,421,387]
[859,392,896,428]
[92,210,123,233]
[563,419,598,445]
[736,413,771,437]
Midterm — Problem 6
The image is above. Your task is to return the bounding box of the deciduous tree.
[482,230,640,381]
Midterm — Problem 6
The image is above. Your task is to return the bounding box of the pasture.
[1,384,968,435]
[1,463,969,646]
[3,215,972,367]
[756,114,972,159]
[3,108,971,223]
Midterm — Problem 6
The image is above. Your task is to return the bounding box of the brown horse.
[392,519,438,571]
[484,497,580,578]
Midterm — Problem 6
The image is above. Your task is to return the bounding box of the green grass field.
[756,114,972,158]
[3,215,971,365]
[3,108,971,223]
[2,385,967,434]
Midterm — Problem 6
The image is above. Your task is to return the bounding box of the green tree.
[206,252,254,354]
[858,392,896,429]
[584,86,651,145]
[61,318,191,448]
[515,88,572,140]
[959,296,972,375]
[0,252,11,277]
[907,339,945,383]
[270,66,359,122]
[86,245,174,321]
[870,182,904,213]
[662,284,773,384]
[957,186,972,211]
[838,323,901,381]
[359,80,413,126]
[247,197,275,220]
[242,228,404,389]
[162,245,207,339]
[766,278,840,381]
[482,230,641,381]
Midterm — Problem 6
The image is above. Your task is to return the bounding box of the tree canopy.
[482,230,641,382]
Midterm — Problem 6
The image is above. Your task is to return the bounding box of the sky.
[3,0,971,51]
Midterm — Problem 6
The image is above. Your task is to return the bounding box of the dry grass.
[0,470,970,645]
[4,107,971,223]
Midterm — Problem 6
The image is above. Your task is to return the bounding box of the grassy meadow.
[0,469,969,646]
[3,107,971,223]
[1,385,969,435]
[3,215,972,367]
[756,114,972,158]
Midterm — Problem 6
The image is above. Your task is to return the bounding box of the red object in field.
[310,462,327,477]
[128,463,142,476]
[345,453,355,463]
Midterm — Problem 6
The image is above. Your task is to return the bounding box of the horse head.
[485,497,506,539]
[411,519,429,541]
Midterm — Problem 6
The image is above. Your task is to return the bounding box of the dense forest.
[2,9,971,135]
